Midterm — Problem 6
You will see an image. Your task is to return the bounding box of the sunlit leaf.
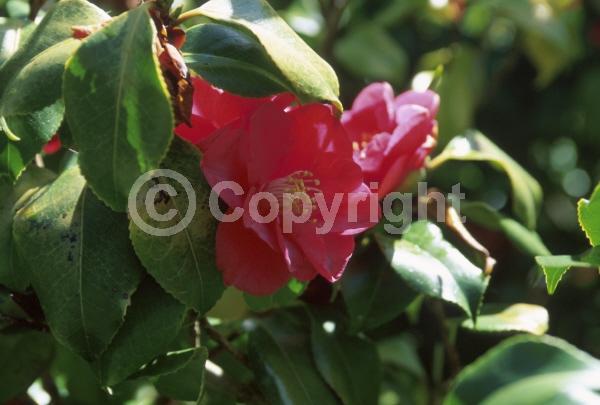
[578,183,600,247]
[63,5,174,211]
[445,335,600,405]
[184,0,341,108]
[378,221,489,320]
[461,303,549,335]
[535,249,600,294]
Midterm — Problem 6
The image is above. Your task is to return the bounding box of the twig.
[200,318,250,368]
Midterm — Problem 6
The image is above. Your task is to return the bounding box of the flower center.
[352,132,373,159]
[266,170,322,217]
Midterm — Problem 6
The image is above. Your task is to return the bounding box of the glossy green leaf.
[244,279,306,312]
[0,0,109,180]
[130,138,224,314]
[578,183,600,247]
[248,311,339,405]
[431,131,542,229]
[461,303,549,335]
[0,165,55,291]
[334,25,408,87]
[12,166,143,359]
[378,221,489,320]
[0,39,79,173]
[63,5,174,212]
[0,0,108,96]
[461,202,550,257]
[445,335,600,405]
[95,278,186,386]
[535,249,600,294]
[309,312,381,405]
[183,23,292,97]
[155,347,208,401]
[0,331,55,402]
[341,245,418,331]
[187,0,341,108]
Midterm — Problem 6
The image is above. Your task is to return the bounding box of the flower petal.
[216,220,291,295]
[395,89,440,117]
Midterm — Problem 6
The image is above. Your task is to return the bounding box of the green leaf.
[155,347,208,401]
[12,166,143,359]
[431,131,542,229]
[95,278,186,386]
[0,0,109,180]
[186,0,341,108]
[183,23,292,97]
[0,40,79,172]
[444,335,600,405]
[0,165,55,291]
[535,250,600,295]
[63,5,174,212]
[435,45,484,148]
[0,0,108,97]
[378,221,489,321]
[578,183,600,247]
[461,303,549,335]
[130,138,224,314]
[0,331,55,402]
[461,202,550,257]
[334,25,408,87]
[244,279,306,312]
[248,310,339,405]
[309,311,381,405]
[341,245,418,331]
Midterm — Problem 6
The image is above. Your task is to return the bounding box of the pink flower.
[175,77,294,151]
[342,82,439,198]
[202,101,377,295]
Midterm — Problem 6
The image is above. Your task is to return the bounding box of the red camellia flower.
[342,82,440,198]
[43,134,62,155]
[175,77,294,151]
[201,100,377,295]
